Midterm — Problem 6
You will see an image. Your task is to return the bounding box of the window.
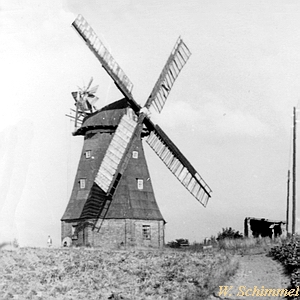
[71,226,78,240]
[132,151,138,159]
[142,225,151,240]
[85,150,91,159]
[79,178,86,189]
[137,179,143,190]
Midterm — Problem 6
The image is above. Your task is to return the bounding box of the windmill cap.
[74,98,129,136]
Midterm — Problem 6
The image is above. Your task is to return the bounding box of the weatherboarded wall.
[61,219,165,248]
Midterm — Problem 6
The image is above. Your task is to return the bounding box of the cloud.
[0,120,34,242]
[212,104,272,138]
[150,101,199,129]
[0,2,79,129]
[1,1,76,54]
[150,97,272,139]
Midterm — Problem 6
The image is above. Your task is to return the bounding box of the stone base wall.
[61,219,165,248]
[61,221,76,241]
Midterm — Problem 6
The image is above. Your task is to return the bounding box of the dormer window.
[132,151,138,159]
[85,150,91,159]
[79,178,86,189]
[137,179,143,190]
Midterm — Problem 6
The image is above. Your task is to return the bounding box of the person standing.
[47,235,52,247]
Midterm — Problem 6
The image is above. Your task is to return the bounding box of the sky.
[1,0,300,247]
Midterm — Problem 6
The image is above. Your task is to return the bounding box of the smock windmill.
[61,15,212,248]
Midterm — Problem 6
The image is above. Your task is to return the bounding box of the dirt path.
[209,253,290,300]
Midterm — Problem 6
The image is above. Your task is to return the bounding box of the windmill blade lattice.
[70,14,212,227]
[145,37,191,113]
[146,124,211,207]
[94,108,139,195]
[72,15,136,105]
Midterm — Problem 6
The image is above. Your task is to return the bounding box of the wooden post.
[292,107,296,235]
[75,104,79,129]
[286,170,290,234]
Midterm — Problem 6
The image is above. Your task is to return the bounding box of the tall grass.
[0,246,240,300]
[182,237,286,298]
[187,254,239,299]
[218,236,285,254]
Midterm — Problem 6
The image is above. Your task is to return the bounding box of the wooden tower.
[62,99,165,247]
[61,15,212,248]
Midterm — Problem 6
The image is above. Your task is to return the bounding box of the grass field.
[0,246,239,300]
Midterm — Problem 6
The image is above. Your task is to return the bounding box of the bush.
[12,239,19,248]
[167,238,189,248]
[217,227,243,241]
[269,237,300,291]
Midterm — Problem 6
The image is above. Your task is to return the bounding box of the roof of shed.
[245,217,286,224]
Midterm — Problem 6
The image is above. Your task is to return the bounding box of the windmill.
[61,15,212,248]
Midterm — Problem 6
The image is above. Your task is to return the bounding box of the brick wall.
[61,219,165,248]
[93,219,165,248]
[61,221,80,246]
[61,221,73,240]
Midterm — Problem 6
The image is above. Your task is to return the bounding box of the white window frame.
[132,151,138,159]
[85,150,91,159]
[71,226,78,240]
[142,225,151,240]
[137,178,143,190]
[79,178,86,189]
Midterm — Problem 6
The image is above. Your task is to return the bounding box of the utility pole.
[286,170,290,235]
[292,107,296,235]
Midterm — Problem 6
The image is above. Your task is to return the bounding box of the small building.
[244,217,286,239]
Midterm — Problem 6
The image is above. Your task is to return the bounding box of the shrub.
[269,237,300,291]
[12,239,19,248]
[217,227,243,241]
[166,238,189,248]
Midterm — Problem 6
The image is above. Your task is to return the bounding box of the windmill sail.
[146,123,211,207]
[72,15,211,205]
[72,15,134,99]
[145,37,191,113]
[94,108,139,195]
[62,15,212,245]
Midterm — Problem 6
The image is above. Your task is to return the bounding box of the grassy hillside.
[0,247,238,300]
